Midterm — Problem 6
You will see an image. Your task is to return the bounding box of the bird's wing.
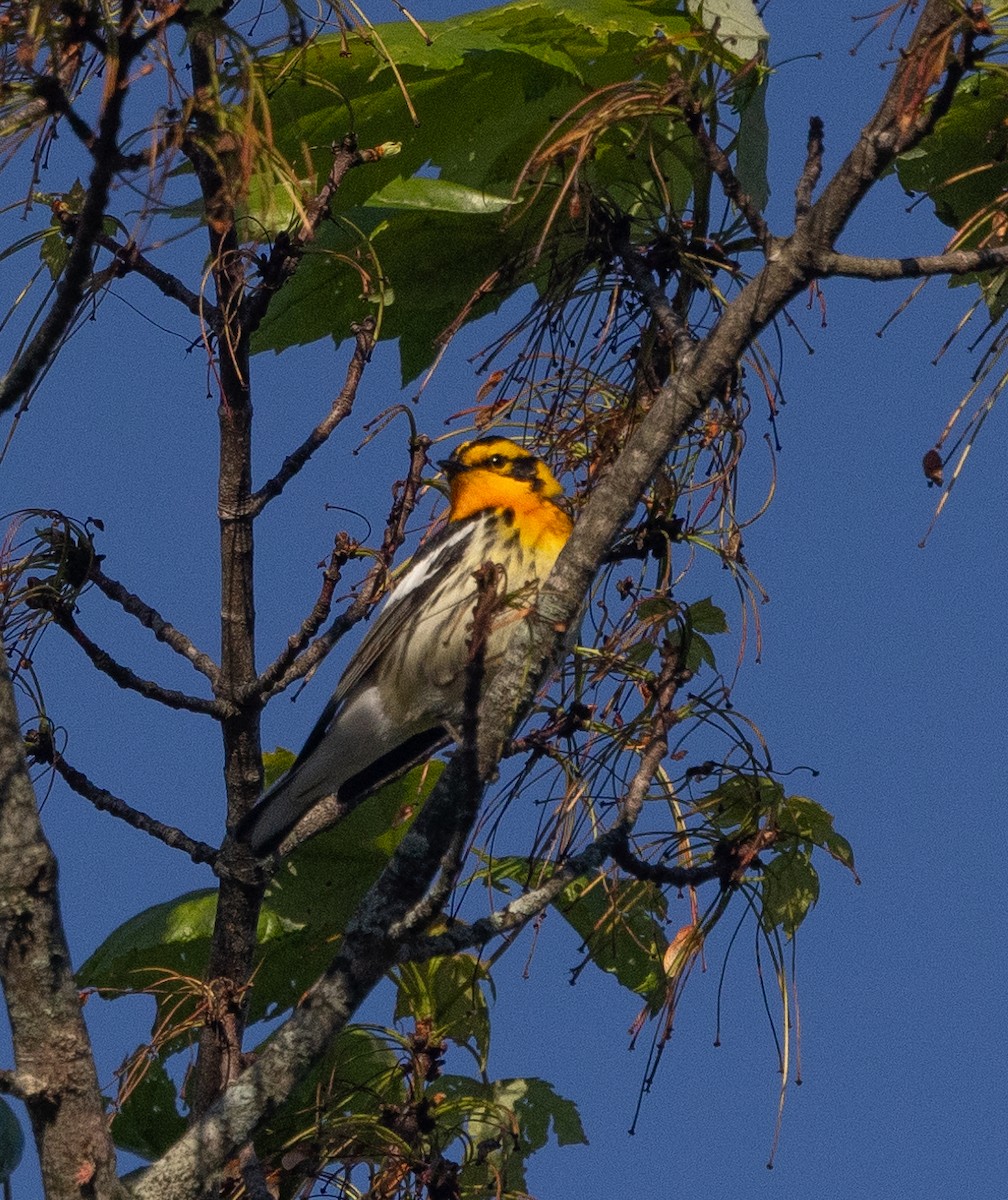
[289,519,476,769]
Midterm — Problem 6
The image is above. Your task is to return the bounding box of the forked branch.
[52,608,225,716]
[89,563,221,686]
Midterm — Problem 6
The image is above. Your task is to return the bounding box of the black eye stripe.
[455,443,545,482]
[493,455,537,478]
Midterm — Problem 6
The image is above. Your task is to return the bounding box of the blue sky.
[2,1,1007,1197]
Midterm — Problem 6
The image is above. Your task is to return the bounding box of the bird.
[238,436,575,856]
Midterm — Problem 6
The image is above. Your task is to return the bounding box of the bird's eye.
[488,454,506,468]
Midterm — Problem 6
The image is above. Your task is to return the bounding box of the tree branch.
[51,754,219,866]
[52,607,225,716]
[249,433,430,704]
[795,116,825,221]
[27,74,97,149]
[666,70,772,250]
[617,643,684,825]
[245,533,356,707]
[96,234,212,321]
[0,12,140,415]
[88,564,221,687]
[818,245,1008,280]
[248,316,376,516]
[181,15,274,1117]
[397,829,735,967]
[0,1068,58,1105]
[399,821,778,967]
[615,229,696,371]
[800,0,974,256]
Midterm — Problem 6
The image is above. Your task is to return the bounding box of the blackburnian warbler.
[239,437,574,855]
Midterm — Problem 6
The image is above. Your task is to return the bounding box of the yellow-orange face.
[440,438,573,553]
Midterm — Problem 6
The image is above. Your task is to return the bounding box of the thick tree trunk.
[0,662,124,1200]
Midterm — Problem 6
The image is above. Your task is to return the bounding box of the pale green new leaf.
[393,954,493,1070]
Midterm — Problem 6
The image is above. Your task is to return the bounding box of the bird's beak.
[439,457,463,476]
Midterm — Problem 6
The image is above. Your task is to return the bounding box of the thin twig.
[26,75,96,149]
[617,644,683,826]
[795,116,825,221]
[247,533,357,702]
[52,754,219,865]
[609,826,778,890]
[244,136,387,336]
[255,567,384,703]
[251,434,430,702]
[666,71,773,250]
[89,564,221,686]
[615,233,695,374]
[52,608,225,716]
[97,234,212,321]
[249,316,377,516]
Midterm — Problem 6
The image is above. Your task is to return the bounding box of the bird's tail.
[237,725,453,857]
[235,767,325,857]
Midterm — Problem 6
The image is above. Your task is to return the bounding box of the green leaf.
[685,596,728,634]
[255,1024,404,1157]
[636,596,677,622]
[110,1060,186,1161]
[760,849,819,939]
[0,1098,23,1183]
[440,1074,586,1194]
[780,794,857,875]
[506,1075,586,1150]
[695,0,768,60]
[39,227,71,281]
[733,66,770,212]
[28,181,88,281]
[696,774,783,833]
[367,176,514,215]
[683,630,715,674]
[897,74,1008,231]
[78,888,220,993]
[239,172,316,236]
[393,955,492,1070]
[486,856,669,1007]
[252,0,768,381]
[257,205,532,385]
[79,763,443,1035]
[777,793,834,842]
[896,72,1008,316]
